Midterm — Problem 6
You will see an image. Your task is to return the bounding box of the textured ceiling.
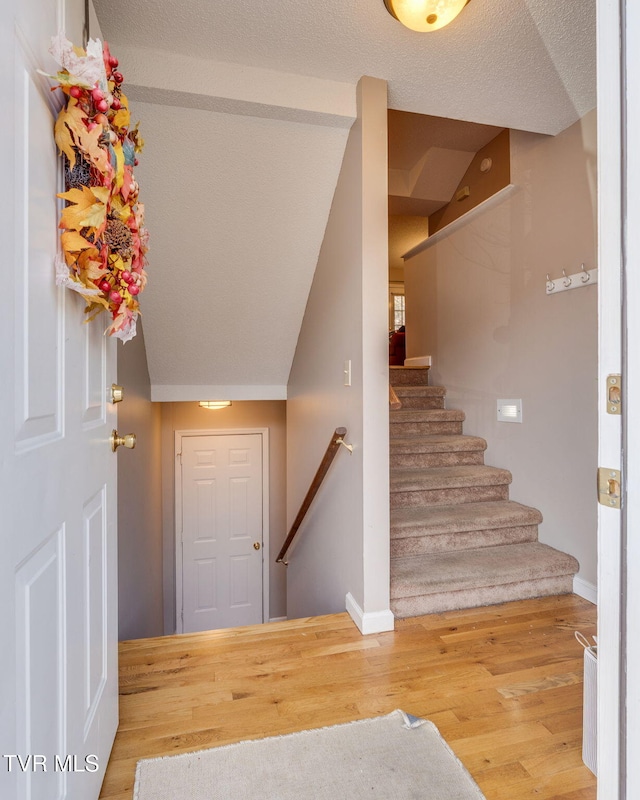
[133,103,349,399]
[93,0,596,398]
[95,0,595,135]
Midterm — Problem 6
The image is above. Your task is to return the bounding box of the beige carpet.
[133,710,486,799]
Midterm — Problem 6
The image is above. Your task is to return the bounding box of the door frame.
[174,428,270,632]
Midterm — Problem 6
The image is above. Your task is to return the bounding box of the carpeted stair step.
[390,500,542,556]
[390,465,511,508]
[389,366,430,386]
[390,408,465,436]
[392,386,446,410]
[390,434,486,468]
[390,542,579,617]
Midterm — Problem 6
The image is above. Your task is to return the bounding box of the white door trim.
[174,428,270,632]
[622,0,640,793]
[596,0,625,795]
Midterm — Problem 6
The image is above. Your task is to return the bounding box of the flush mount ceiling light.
[199,401,232,410]
[384,0,469,32]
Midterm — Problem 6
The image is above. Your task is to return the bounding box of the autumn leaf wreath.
[47,34,148,342]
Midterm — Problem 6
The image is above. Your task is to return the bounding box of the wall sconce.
[383,0,469,32]
[199,401,232,410]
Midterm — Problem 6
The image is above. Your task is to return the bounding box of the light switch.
[344,360,352,387]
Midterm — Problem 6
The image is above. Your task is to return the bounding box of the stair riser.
[390,524,539,557]
[390,575,575,618]
[392,397,445,410]
[390,484,509,508]
[390,451,485,468]
[390,421,463,436]
[389,369,430,386]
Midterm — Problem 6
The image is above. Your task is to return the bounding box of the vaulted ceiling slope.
[94,0,595,399]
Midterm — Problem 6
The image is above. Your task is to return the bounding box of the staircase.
[389,366,579,618]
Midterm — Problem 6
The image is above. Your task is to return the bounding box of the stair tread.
[393,386,446,396]
[391,500,543,537]
[391,409,464,421]
[390,434,486,454]
[391,542,579,598]
[390,465,512,491]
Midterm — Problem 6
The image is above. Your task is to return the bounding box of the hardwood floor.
[99,594,597,800]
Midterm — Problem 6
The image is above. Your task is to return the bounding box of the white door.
[597,0,640,797]
[0,2,118,799]
[178,433,264,632]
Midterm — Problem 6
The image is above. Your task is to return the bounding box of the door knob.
[111,429,137,452]
[253,542,261,551]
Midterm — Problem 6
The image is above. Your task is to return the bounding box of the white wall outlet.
[344,360,352,386]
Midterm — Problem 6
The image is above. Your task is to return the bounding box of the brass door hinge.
[607,374,622,414]
[598,467,621,509]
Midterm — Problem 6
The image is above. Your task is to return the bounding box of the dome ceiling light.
[383,0,470,32]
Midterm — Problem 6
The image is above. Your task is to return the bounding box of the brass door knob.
[111,429,137,452]
[253,542,261,551]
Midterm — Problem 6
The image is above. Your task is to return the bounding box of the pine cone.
[104,217,132,256]
[64,153,92,189]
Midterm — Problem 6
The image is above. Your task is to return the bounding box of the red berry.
[111,97,121,110]
[109,290,123,305]
[134,158,139,166]
[91,87,104,103]
[96,99,109,113]
[121,271,131,284]
[87,121,97,131]
[128,284,140,296]
[99,280,111,292]
[113,71,124,85]
[69,85,82,99]
[110,56,119,68]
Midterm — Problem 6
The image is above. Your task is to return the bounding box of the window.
[393,293,405,329]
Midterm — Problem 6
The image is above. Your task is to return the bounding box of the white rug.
[133,710,486,799]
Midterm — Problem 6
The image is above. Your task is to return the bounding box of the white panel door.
[0,2,119,799]
[180,434,264,632]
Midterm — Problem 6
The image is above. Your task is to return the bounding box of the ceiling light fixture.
[383,0,469,32]
[198,401,232,410]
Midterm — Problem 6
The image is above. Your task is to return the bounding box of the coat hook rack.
[546,264,598,295]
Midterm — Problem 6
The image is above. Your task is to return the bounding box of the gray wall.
[405,110,598,591]
[117,322,164,640]
[160,401,287,632]
[286,77,391,621]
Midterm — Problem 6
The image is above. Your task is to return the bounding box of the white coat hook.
[546,265,598,295]
[336,437,353,454]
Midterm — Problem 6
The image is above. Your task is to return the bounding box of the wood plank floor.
[99,594,597,800]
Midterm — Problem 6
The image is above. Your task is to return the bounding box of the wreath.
[47,34,148,342]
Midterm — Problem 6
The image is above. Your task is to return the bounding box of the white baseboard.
[268,616,287,623]
[403,356,432,367]
[345,592,395,635]
[573,576,597,605]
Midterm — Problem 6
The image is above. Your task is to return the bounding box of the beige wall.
[117,322,164,640]
[405,110,598,589]
[286,77,391,623]
[160,401,287,631]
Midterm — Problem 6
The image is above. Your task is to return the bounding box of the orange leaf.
[61,229,93,252]
[58,185,107,231]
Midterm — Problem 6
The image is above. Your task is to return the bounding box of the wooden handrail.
[389,384,402,410]
[276,427,350,565]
